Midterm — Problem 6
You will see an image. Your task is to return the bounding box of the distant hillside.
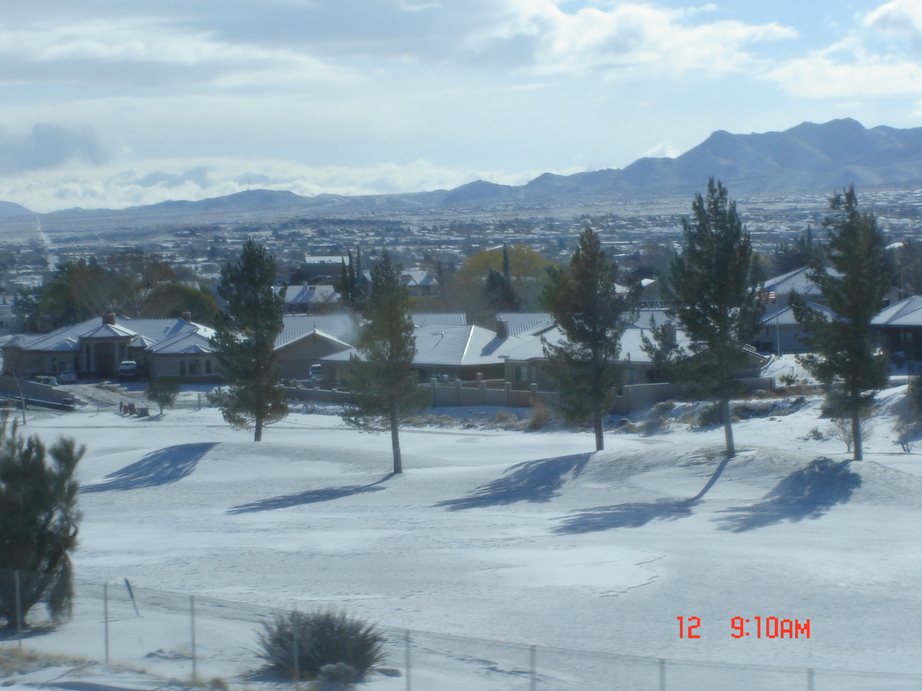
[9,118,922,233]
[502,118,922,203]
[0,200,34,217]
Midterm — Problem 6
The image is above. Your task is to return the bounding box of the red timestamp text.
[677,616,811,639]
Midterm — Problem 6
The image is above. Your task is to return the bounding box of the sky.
[2,0,922,212]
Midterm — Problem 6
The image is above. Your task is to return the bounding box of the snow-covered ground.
[2,378,921,689]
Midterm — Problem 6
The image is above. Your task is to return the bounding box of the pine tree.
[0,413,83,630]
[653,179,764,458]
[341,252,428,474]
[147,377,180,415]
[544,226,637,451]
[209,239,288,442]
[790,186,891,461]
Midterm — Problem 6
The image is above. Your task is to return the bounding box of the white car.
[57,370,78,384]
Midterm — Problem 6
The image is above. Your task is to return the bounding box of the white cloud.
[464,1,796,77]
[0,19,359,90]
[767,49,922,98]
[641,142,681,159]
[865,0,922,49]
[767,1,922,99]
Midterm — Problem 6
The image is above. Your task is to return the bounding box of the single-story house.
[872,295,922,362]
[276,284,340,314]
[320,321,523,386]
[2,313,215,380]
[759,266,904,354]
[275,315,359,382]
[499,310,682,391]
[361,269,439,298]
[755,301,835,355]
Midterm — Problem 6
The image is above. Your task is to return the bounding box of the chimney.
[182,311,192,322]
[496,318,508,339]
[103,312,116,326]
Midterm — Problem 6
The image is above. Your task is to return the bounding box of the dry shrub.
[527,400,550,430]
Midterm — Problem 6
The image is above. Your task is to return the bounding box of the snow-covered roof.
[400,269,438,288]
[762,266,842,298]
[277,313,358,349]
[411,313,467,327]
[322,324,522,368]
[82,322,137,339]
[276,327,353,353]
[277,284,340,306]
[501,325,666,365]
[761,301,833,326]
[495,313,555,337]
[8,316,213,354]
[147,330,215,355]
[872,296,922,327]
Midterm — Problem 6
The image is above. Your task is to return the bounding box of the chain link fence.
[1,569,920,690]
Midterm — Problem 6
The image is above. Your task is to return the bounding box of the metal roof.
[761,301,833,326]
[8,316,210,353]
[872,296,922,327]
[277,313,359,349]
[411,313,467,327]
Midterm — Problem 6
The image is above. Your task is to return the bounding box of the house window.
[189,360,199,376]
[205,359,212,374]
[180,360,186,376]
[51,357,58,373]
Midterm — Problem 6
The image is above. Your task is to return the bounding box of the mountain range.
[6,118,922,231]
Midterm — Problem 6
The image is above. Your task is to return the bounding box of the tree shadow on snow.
[435,453,592,511]
[555,498,695,534]
[81,442,217,492]
[227,475,393,514]
[716,457,861,533]
[554,453,734,534]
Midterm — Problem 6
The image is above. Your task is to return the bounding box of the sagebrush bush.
[527,400,550,430]
[697,403,723,428]
[257,609,386,681]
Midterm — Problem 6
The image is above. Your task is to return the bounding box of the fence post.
[806,667,814,691]
[659,658,666,691]
[405,629,412,691]
[103,583,110,664]
[529,644,536,691]
[14,570,22,650]
[190,596,197,681]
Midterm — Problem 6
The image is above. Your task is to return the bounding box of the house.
[298,255,350,283]
[399,269,439,297]
[498,310,683,390]
[320,321,521,385]
[274,313,360,382]
[758,266,904,354]
[361,269,440,298]
[872,296,922,362]
[3,313,215,380]
[276,284,340,314]
[755,301,836,355]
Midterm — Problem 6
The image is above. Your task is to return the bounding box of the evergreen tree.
[652,179,764,458]
[209,239,288,442]
[790,186,891,461]
[771,226,823,275]
[483,269,520,313]
[543,226,637,451]
[341,252,428,474]
[0,414,83,630]
[147,377,180,415]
